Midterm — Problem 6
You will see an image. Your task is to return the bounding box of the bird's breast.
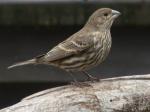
[91,31,111,65]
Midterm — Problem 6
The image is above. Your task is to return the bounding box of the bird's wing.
[43,34,93,62]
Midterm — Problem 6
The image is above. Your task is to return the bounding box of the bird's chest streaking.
[90,31,111,67]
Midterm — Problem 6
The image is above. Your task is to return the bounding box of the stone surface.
[1,74,150,112]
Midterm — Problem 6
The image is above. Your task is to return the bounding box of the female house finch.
[8,8,120,81]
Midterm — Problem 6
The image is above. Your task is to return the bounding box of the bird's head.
[86,8,121,30]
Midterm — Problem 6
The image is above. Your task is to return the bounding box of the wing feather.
[43,34,93,62]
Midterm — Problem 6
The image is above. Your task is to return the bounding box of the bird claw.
[70,81,91,87]
[86,76,100,82]
[83,72,100,82]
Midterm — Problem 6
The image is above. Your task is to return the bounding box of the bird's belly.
[83,40,111,70]
[59,49,103,71]
[50,50,93,71]
[51,40,111,71]
[83,48,104,69]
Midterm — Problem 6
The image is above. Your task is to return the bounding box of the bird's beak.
[111,10,121,18]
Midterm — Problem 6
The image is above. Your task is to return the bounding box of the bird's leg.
[82,71,100,82]
[68,72,78,84]
[68,72,91,87]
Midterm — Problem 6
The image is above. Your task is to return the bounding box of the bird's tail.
[8,58,37,69]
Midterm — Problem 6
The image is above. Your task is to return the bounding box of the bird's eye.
[104,13,108,17]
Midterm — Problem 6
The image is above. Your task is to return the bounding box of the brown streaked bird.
[8,8,120,81]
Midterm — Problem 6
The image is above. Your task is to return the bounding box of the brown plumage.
[8,8,120,80]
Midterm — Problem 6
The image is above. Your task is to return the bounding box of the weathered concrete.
[1,74,150,112]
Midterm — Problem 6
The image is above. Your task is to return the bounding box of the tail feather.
[8,58,36,69]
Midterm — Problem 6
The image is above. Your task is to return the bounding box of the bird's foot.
[83,71,100,82]
[70,81,91,87]
[86,76,100,82]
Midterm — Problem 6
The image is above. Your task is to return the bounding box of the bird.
[8,8,121,82]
